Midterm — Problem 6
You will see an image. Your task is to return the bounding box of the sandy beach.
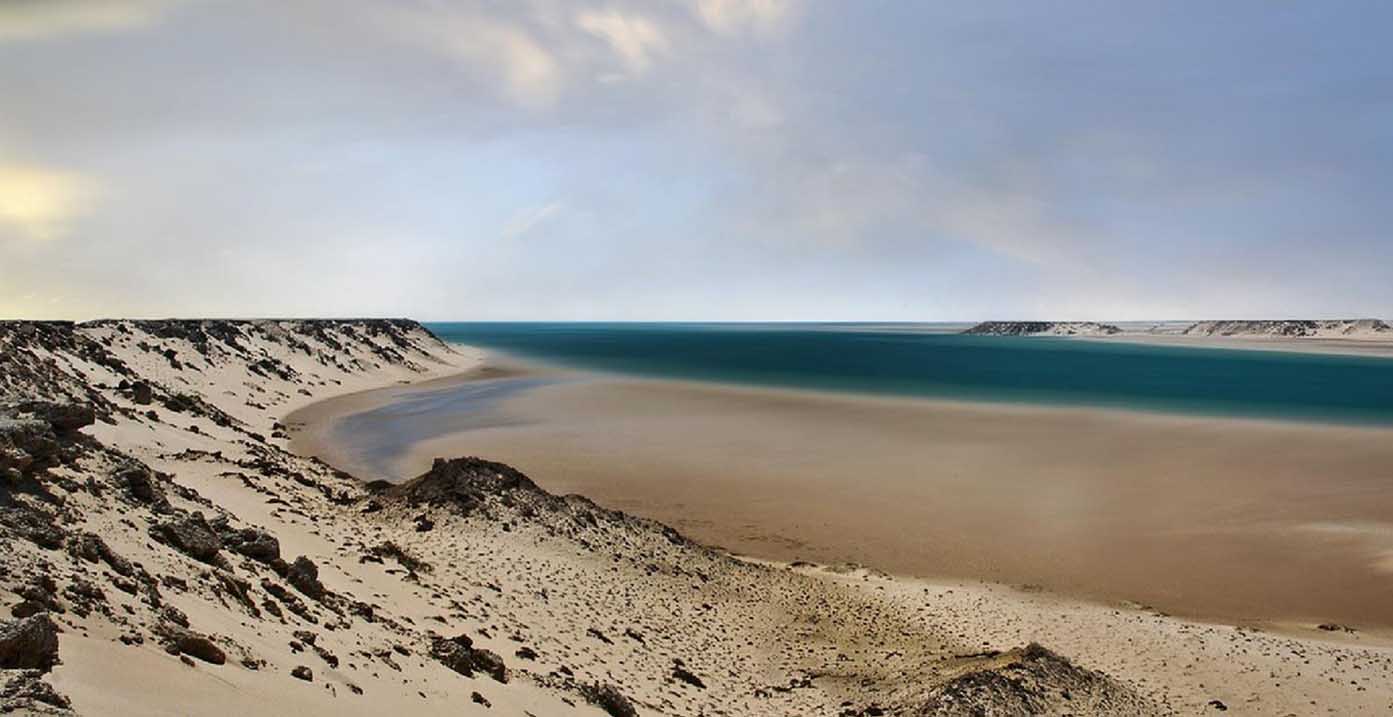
[9,319,1393,715]
[294,351,1393,632]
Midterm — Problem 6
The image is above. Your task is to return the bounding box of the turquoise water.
[426,322,1393,425]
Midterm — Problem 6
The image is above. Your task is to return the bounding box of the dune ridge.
[2,319,1391,715]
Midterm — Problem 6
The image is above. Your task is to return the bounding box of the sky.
[2,0,1391,321]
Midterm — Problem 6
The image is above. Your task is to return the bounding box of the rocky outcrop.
[581,683,640,717]
[431,634,508,683]
[913,643,1153,716]
[0,615,60,672]
[285,556,328,602]
[0,401,92,481]
[0,669,73,714]
[962,321,1122,336]
[150,512,224,565]
[1180,319,1392,339]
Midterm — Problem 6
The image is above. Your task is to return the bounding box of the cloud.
[0,0,178,42]
[0,165,93,241]
[692,0,796,35]
[370,3,563,108]
[502,202,565,240]
[577,8,670,74]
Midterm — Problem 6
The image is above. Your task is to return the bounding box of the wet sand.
[292,357,1393,630]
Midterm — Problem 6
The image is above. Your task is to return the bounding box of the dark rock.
[913,643,1155,715]
[131,381,153,405]
[10,602,46,619]
[365,542,431,574]
[260,579,316,623]
[0,669,73,714]
[160,605,190,628]
[291,665,313,681]
[13,401,95,434]
[161,629,226,665]
[151,512,223,563]
[431,635,508,683]
[389,457,542,510]
[581,683,638,717]
[66,531,134,577]
[224,527,280,564]
[0,614,61,672]
[117,464,165,506]
[672,662,705,689]
[471,691,491,707]
[286,556,327,601]
[0,416,58,477]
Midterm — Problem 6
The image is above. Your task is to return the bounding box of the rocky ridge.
[962,321,1123,336]
[1180,319,1393,339]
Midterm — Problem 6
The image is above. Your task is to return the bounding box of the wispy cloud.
[692,0,797,35]
[502,201,565,241]
[577,8,670,75]
[0,0,179,42]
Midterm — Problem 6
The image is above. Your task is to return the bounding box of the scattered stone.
[291,665,313,682]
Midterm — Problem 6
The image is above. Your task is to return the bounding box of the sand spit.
[963,318,1393,357]
[1,320,1391,715]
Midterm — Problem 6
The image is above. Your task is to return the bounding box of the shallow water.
[426,323,1393,425]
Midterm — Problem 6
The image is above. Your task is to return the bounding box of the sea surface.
[426,322,1393,425]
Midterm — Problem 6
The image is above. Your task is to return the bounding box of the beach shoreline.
[9,319,1393,715]
[290,343,1393,634]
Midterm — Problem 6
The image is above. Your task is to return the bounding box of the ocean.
[426,322,1393,425]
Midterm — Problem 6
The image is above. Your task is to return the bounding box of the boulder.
[0,416,58,477]
[131,382,153,405]
[162,630,226,665]
[286,557,327,601]
[0,614,60,672]
[431,634,507,683]
[226,528,280,564]
[291,665,313,681]
[581,683,639,717]
[13,402,94,434]
[117,464,165,506]
[151,512,223,564]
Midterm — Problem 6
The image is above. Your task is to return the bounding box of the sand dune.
[3,320,1392,715]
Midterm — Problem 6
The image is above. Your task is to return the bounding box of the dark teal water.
[426,322,1393,425]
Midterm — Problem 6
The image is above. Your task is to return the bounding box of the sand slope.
[2,319,1391,715]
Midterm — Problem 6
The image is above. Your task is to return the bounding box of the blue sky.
[2,0,1391,320]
